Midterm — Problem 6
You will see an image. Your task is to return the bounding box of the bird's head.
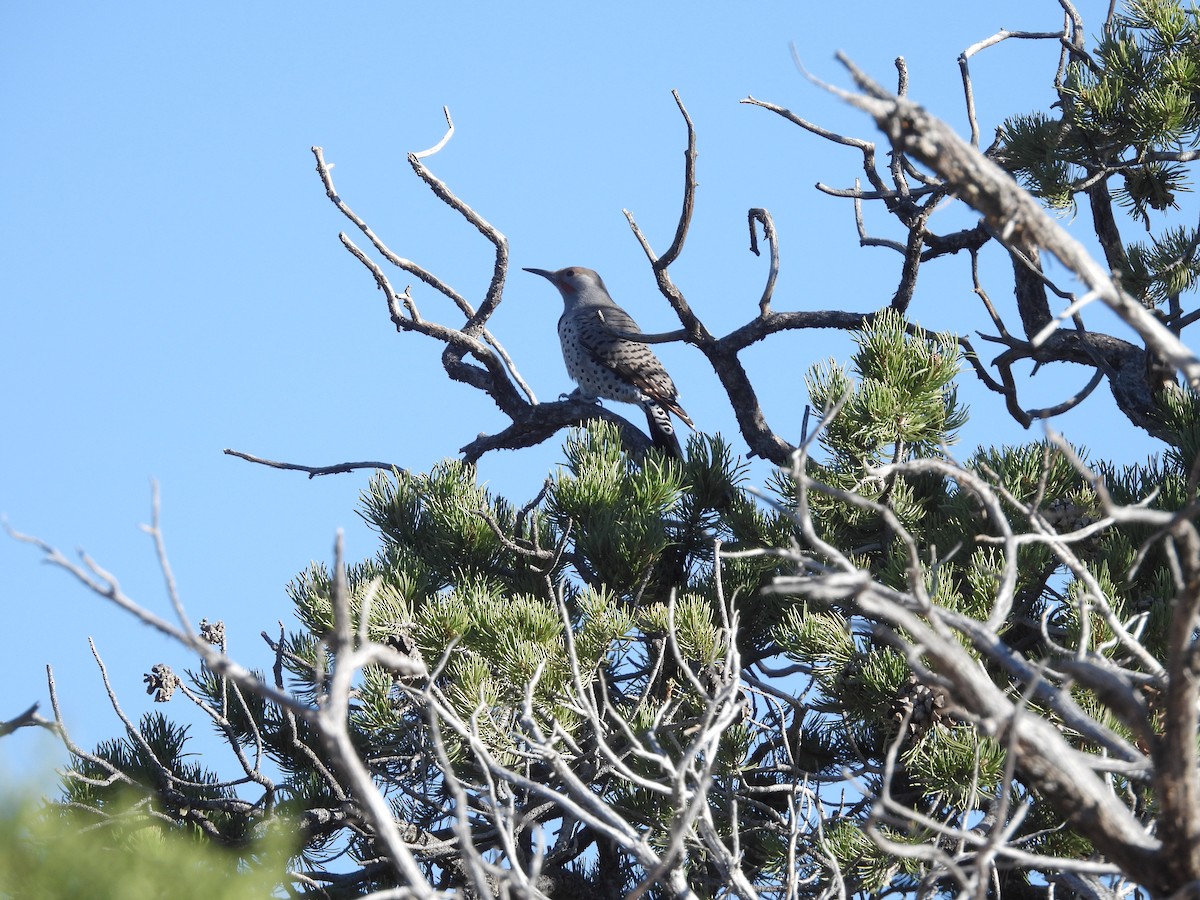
[523,266,609,306]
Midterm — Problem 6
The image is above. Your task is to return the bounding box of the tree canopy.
[10,1,1200,898]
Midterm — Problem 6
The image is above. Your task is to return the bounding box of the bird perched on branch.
[523,266,694,457]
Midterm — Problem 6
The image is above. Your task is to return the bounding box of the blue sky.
[1,1,1148,785]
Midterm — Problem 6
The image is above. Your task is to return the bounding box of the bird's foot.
[560,389,601,406]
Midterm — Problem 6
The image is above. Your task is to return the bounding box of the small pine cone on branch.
[891,674,950,737]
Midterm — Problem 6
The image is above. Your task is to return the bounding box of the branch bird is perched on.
[524,266,694,457]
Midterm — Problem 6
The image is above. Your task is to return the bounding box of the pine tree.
[13,2,1200,898]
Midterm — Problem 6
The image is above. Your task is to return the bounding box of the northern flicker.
[523,266,694,457]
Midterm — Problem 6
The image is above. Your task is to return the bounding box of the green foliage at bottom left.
[0,791,293,900]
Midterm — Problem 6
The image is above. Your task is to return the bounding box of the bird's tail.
[642,400,684,459]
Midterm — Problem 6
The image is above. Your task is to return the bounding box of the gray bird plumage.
[524,266,694,455]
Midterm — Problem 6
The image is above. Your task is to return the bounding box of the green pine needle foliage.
[807,309,965,468]
[548,421,684,596]
[1000,0,1200,299]
[901,727,1007,804]
[637,593,723,665]
[61,713,251,844]
[0,793,293,900]
[765,303,1200,886]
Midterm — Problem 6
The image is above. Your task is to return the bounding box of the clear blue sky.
[2,1,1148,786]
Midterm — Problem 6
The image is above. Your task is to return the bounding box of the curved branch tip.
[412,106,455,160]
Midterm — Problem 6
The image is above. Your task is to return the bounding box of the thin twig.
[223,448,405,478]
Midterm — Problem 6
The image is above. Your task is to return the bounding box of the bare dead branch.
[747,208,780,317]
[743,92,890,197]
[412,105,455,160]
[0,702,53,739]
[658,89,696,271]
[828,54,1200,389]
[223,448,405,478]
[958,30,1066,146]
[314,531,436,894]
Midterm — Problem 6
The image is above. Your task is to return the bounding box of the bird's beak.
[522,267,557,284]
